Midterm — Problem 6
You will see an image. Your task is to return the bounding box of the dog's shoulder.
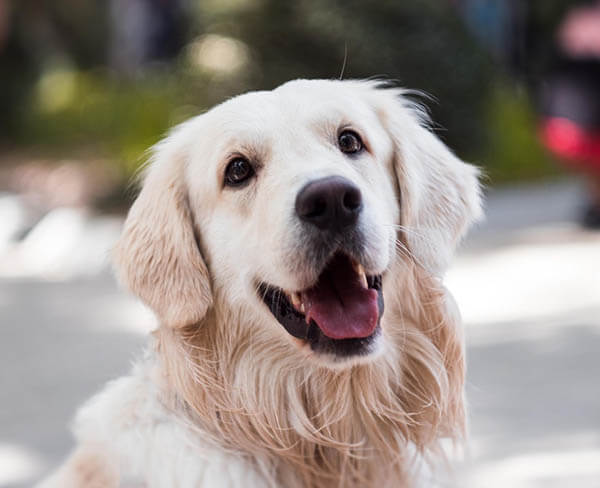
[73,357,164,442]
[71,357,172,480]
[70,355,268,487]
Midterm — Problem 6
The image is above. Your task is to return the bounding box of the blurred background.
[0,1,599,487]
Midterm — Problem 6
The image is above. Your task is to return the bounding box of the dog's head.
[114,79,481,367]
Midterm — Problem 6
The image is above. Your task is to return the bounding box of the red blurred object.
[541,117,600,170]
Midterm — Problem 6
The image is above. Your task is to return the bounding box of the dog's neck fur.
[154,262,464,488]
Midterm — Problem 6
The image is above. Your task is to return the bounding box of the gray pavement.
[1,179,599,487]
[0,275,150,487]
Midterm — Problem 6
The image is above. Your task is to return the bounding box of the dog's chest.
[72,360,435,488]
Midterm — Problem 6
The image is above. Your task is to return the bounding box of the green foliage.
[482,82,562,183]
[16,69,204,178]
[2,0,572,189]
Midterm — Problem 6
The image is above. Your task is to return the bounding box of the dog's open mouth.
[258,252,384,356]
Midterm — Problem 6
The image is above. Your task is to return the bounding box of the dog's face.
[186,81,400,361]
[115,80,481,367]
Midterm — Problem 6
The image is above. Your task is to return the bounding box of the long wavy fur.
[155,259,465,488]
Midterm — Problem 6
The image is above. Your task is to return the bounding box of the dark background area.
[0,0,584,205]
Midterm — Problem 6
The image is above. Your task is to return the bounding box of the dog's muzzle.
[258,176,384,358]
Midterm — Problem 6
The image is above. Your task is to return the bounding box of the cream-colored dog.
[39,79,482,488]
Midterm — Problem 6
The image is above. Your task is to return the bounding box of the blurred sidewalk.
[0,178,599,488]
[447,180,600,488]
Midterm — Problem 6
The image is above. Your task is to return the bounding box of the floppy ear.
[374,87,483,275]
[113,132,212,329]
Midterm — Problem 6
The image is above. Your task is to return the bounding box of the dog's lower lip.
[257,253,384,352]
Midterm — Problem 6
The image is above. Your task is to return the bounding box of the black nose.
[295,176,363,231]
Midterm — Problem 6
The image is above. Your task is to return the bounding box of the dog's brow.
[216,142,270,173]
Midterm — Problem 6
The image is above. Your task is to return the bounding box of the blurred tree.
[0,0,108,137]
[109,0,188,77]
[0,0,585,185]
[205,0,495,156]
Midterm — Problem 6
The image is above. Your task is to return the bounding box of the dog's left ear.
[113,127,212,328]
[373,87,483,274]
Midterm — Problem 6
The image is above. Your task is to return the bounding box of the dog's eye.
[338,130,363,154]
[224,158,255,187]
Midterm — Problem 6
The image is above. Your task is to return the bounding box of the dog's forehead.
[206,80,376,136]
[184,80,395,182]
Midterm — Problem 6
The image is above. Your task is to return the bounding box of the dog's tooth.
[356,264,368,288]
[300,302,305,314]
[360,273,368,289]
[291,292,302,309]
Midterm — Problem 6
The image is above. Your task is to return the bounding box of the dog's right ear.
[114,131,212,329]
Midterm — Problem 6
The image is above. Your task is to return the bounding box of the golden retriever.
[38,79,482,488]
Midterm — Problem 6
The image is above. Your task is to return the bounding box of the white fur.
[38,79,482,488]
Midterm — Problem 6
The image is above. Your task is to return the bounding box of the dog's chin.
[301,325,384,369]
[257,251,385,365]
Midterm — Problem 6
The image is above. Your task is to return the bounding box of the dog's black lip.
[257,261,384,355]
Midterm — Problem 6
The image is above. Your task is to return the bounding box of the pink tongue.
[302,254,379,340]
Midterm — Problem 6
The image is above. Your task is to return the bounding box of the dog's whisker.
[385,222,433,243]
[392,238,434,274]
[393,240,420,267]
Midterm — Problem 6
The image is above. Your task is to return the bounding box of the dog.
[38,79,482,488]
